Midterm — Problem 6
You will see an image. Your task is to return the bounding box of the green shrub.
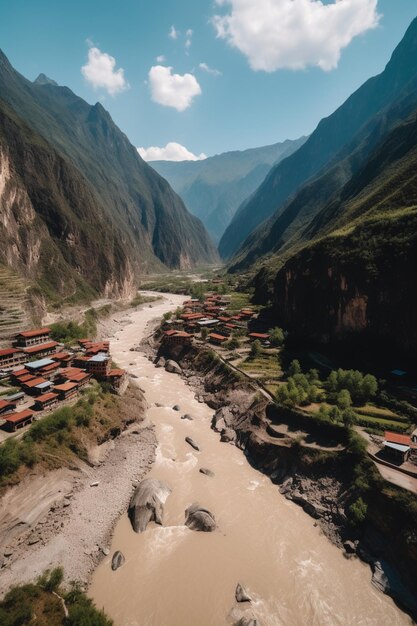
[349,497,368,526]
[269,326,285,347]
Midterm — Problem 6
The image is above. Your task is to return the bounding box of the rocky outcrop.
[185,504,216,532]
[128,478,171,533]
[235,583,252,603]
[165,360,182,375]
[220,428,236,444]
[111,551,125,571]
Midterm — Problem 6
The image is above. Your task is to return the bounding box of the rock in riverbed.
[165,360,182,375]
[111,551,125,571]
[172,405,181,411]
[235,583,252,603]
[199,468,215,477]
[185,503,216,532]
[181,414,193,420]
[235,618,258,626]
[185,437,200,451]
[128,478,172,533]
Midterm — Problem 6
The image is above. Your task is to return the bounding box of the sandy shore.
[0,293,182,594]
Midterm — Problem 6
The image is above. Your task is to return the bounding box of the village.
[0,327,127,439]
[159,290,417,486]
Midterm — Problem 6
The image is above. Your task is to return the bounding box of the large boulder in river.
[235,618,259,626]
[111,551,125,571]
[165,360,182,375]
[235,583,252,603]
[185,503,216,532]
[128,478,171,533]
[185,437,200,451]
[155,356,166,368]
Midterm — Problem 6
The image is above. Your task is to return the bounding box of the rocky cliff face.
[273,210,417,355]
[0,100,133,300]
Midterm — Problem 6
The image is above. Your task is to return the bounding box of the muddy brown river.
[89,293,411,626]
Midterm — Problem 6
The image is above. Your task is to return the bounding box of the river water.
[90,293,411,626]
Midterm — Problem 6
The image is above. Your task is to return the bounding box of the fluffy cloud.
[138,142,207,162]
[81,46,129,95]
[156,54,166,63]
[148,65,202,111]
[213,0,380,72]
[199,62,222,77]
[169,25,179,39]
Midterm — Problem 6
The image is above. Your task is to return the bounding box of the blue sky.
[1,1,416,159]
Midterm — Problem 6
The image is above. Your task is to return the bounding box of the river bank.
[145,327,417,621]
[89,294,411,626]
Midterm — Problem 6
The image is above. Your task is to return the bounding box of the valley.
[1,6,417,626]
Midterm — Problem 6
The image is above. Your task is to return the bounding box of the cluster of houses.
[0,328,126,432]
[161,293,270,349]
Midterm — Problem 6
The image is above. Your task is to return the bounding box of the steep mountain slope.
[271,106,417,355]
[231,86,417,271]
[0,98,130,300]
[0,51,218,300]
[151,137,306,243]
[220,17,417,260]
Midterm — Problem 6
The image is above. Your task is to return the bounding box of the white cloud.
[81,46,129,95]
[138,142,207,162]
[185,28,193,51]
[156,54,166,63]
[169,25,179,39]
[148,65,202,111]
[213,0,380,72]
[199,62,222,77]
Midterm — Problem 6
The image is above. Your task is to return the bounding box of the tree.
[361,374,378,401]
[163,311,172,321]
[228,336,240,350]
[249,339,262,359]
[307,368,320,384]
[289,359,301,377]
[201,328,208,341]
[329,406,342,422]
[269,327,285,347]
[308,385,320,403]
[342,408,356,428]
[337,389,352,410]
[326,370,339,393]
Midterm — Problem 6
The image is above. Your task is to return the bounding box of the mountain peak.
[34,73,58,87]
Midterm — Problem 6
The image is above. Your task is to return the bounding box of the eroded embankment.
[0,384,156,594]
[147,336,417,620]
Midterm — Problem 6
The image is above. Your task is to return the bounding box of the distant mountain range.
[228,17,417,355]
[150,137,306,243]
[0,51,218,302]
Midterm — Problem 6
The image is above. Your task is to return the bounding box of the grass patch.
[0,567,112,625]
[0,383,144,491]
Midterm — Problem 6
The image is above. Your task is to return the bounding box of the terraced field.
[0,266,32,348]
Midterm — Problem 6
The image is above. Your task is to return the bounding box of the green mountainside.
[150,137,306,243]
[0,51,218,301]
[220,17,417,260]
